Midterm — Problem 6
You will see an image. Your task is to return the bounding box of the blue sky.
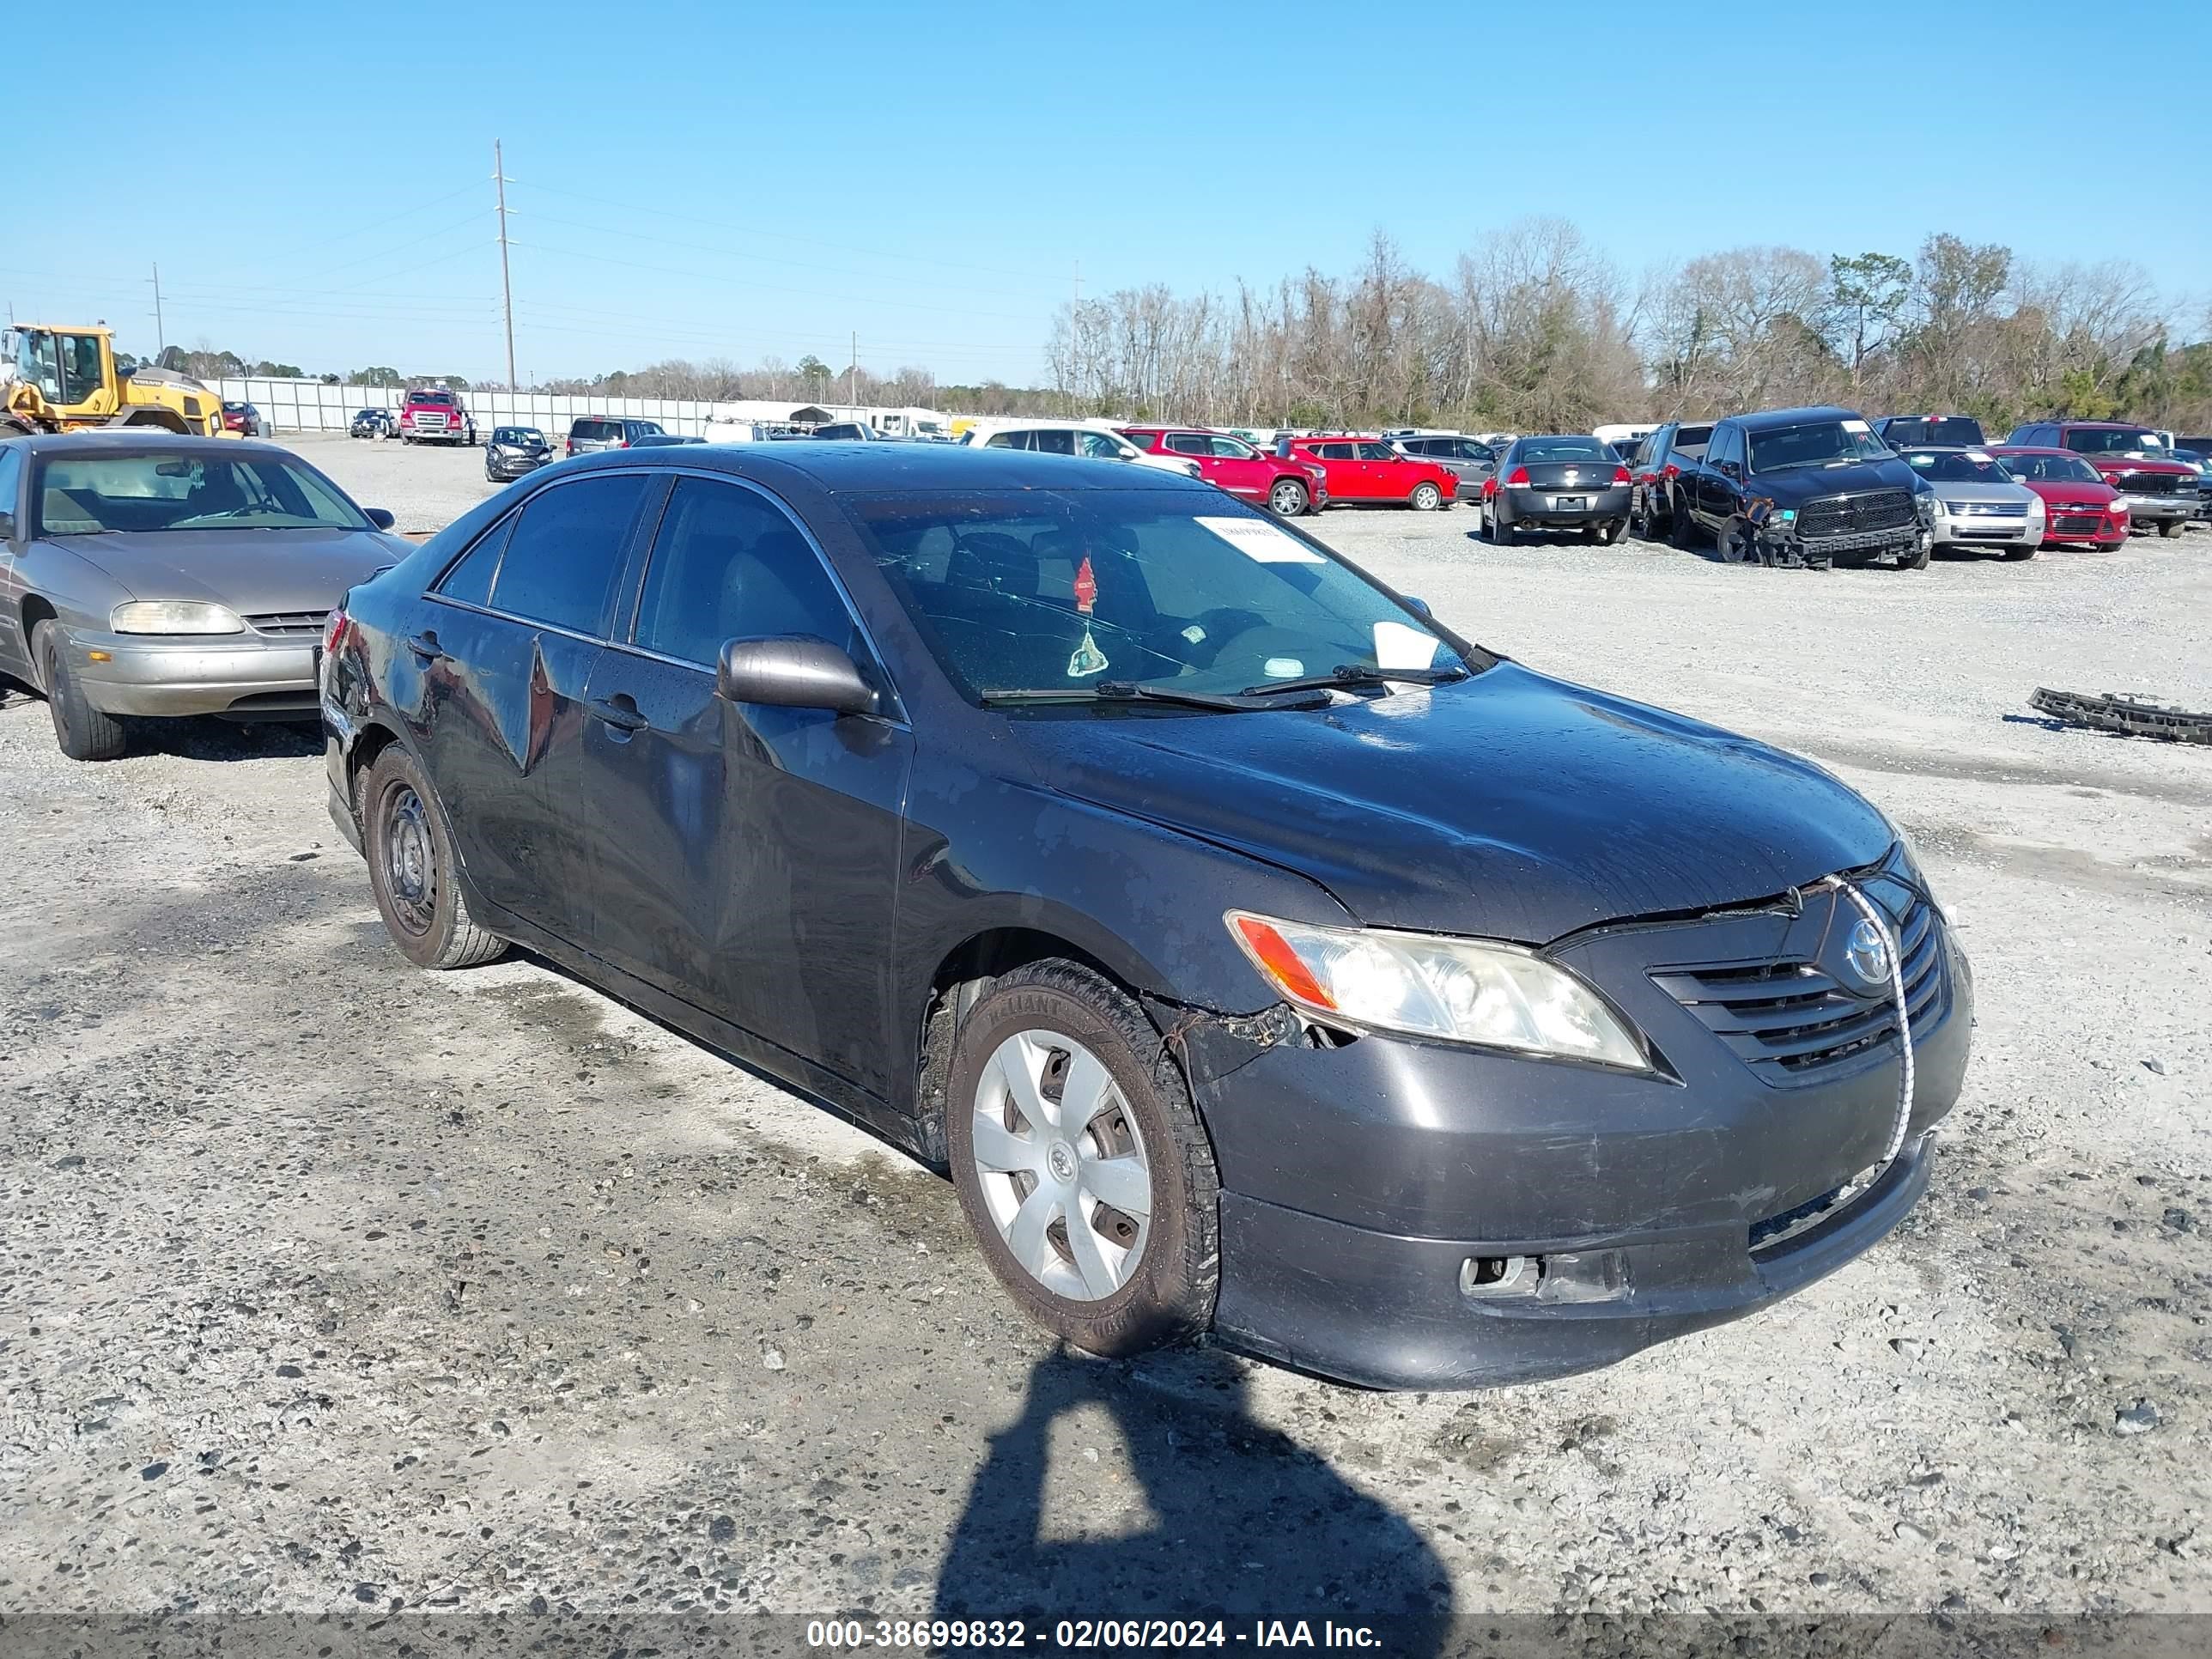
[14,0,2209,387]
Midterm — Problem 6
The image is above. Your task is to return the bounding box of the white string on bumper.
[1819,872,1916,1166]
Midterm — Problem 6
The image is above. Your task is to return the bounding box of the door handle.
[587,696,648,732]
[404,631,447,662]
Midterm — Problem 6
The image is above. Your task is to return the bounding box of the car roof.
[3,429,294,460]
[1731,406,1863,431]
[556,441,1212,495]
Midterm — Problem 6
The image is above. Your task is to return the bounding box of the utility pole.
[494,141,517,392]
[848,331,857,409]
[150,263,165,354]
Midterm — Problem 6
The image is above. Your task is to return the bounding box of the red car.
[1117,428,1328,516]
[1990,447,2130,547]
[1273,435,1457,510]
[2002,420,2194,537]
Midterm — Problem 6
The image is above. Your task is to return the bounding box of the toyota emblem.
[1844,919,1893,989]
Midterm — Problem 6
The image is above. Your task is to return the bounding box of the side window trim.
[615,467,908,726]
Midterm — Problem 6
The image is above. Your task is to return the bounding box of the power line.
[508,177,1064,283]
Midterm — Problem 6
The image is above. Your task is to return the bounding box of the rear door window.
[489,474,653,637]
[435,517,514,608]
[1317,442,1357,461]
[1164,433,1209,455]
[1030,429,1077,456]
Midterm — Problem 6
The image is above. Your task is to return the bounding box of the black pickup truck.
[1669,406,1934,569]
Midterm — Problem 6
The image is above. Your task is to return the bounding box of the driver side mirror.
[1401,595,1432,617]
[716,635,880,717]
[365,507,395,530]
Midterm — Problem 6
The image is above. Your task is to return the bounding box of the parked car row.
[1,421,1981,1391]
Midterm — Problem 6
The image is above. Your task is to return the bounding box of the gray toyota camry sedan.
[0,431,407,760]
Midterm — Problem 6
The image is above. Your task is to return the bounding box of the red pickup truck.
[1117,427,1329,516]
[399,386,478,447]
[2001,420,2193,537]
[1273,435,1457,510]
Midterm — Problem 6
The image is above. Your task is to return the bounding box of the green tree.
[1825,252,1911,391]
[797,355,831,394]
[249,360,304,378]
[349,366,404,388]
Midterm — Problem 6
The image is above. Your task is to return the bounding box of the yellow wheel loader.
[1,324,233,438]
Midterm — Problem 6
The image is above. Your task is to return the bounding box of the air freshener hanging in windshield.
[1066,555,1109,678]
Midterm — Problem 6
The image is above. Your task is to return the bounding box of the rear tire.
[1595,518,1626,546]
[945,960,1218,1358]
[1489,503,1516,544]
[1409,482,1443,512]
[33,621,127,763]
[362,747,508,969]
[1668,492,1700,550]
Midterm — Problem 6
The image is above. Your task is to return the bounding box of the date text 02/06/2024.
[805,1619,1382,1649]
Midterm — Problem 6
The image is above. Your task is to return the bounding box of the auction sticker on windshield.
[1196,515,1325,563]
[1842,418,1871,434]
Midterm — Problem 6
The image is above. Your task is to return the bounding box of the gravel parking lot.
[3,434,2207,1649]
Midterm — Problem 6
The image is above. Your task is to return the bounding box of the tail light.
[1505,466,1529,486]
[322,605,349,655]
[1611,465,1632,485]
[1662,462,1680,479]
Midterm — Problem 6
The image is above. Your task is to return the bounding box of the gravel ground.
[2,442,2207,1650]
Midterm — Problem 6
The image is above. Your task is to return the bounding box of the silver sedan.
[1900,447,2045,560]
[0,432,409,760]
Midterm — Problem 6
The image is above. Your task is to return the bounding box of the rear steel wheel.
[363,747,508,969]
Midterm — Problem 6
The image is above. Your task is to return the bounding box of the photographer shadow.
[933,1346,1450,1651]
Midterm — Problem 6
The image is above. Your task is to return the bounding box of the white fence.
[210,378,930,439]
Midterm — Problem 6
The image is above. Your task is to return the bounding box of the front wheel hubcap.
[971,1030,1152,1302]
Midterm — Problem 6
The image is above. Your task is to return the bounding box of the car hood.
[2019,481,2118,506]
[1927,478,2034,504]
[1755,459,1919,504]
[47,527,412,613]
[1020,661,1892,943]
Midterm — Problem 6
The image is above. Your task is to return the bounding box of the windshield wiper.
[981,680,1329,712]
[1234,663,1469,697]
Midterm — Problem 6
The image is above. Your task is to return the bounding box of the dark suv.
[1674,407,1931,568]
[1626,421,1713,540]
[319,442,1968,1390]
[1872,415,1986,449]
[566,416,666,456]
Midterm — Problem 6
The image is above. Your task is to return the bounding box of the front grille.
[1796,489,1916,539]
[412,411,451,430]
[2115,471,2182,495]
[1652,871,1947,1085]
[2051,513,2106,535]
[1953,501,2029,518]
[245,611,329,637]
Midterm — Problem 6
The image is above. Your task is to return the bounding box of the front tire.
[1409,482,1443,512]
[33,621,127,762]
[1899,538,1932,571]
[2002,543,2038,561]
[2159,520,2184,538]
[1267,478,1310,517]
[362,747,508,970]
[945,961,1218,1358]
[1717,517,1752,564]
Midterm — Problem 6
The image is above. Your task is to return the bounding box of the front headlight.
[1225,911,1651,1071]
[1914,493,1936,524]
[110,602,246,635]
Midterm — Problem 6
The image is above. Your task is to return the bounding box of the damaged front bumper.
[1156,912,1972,1389]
